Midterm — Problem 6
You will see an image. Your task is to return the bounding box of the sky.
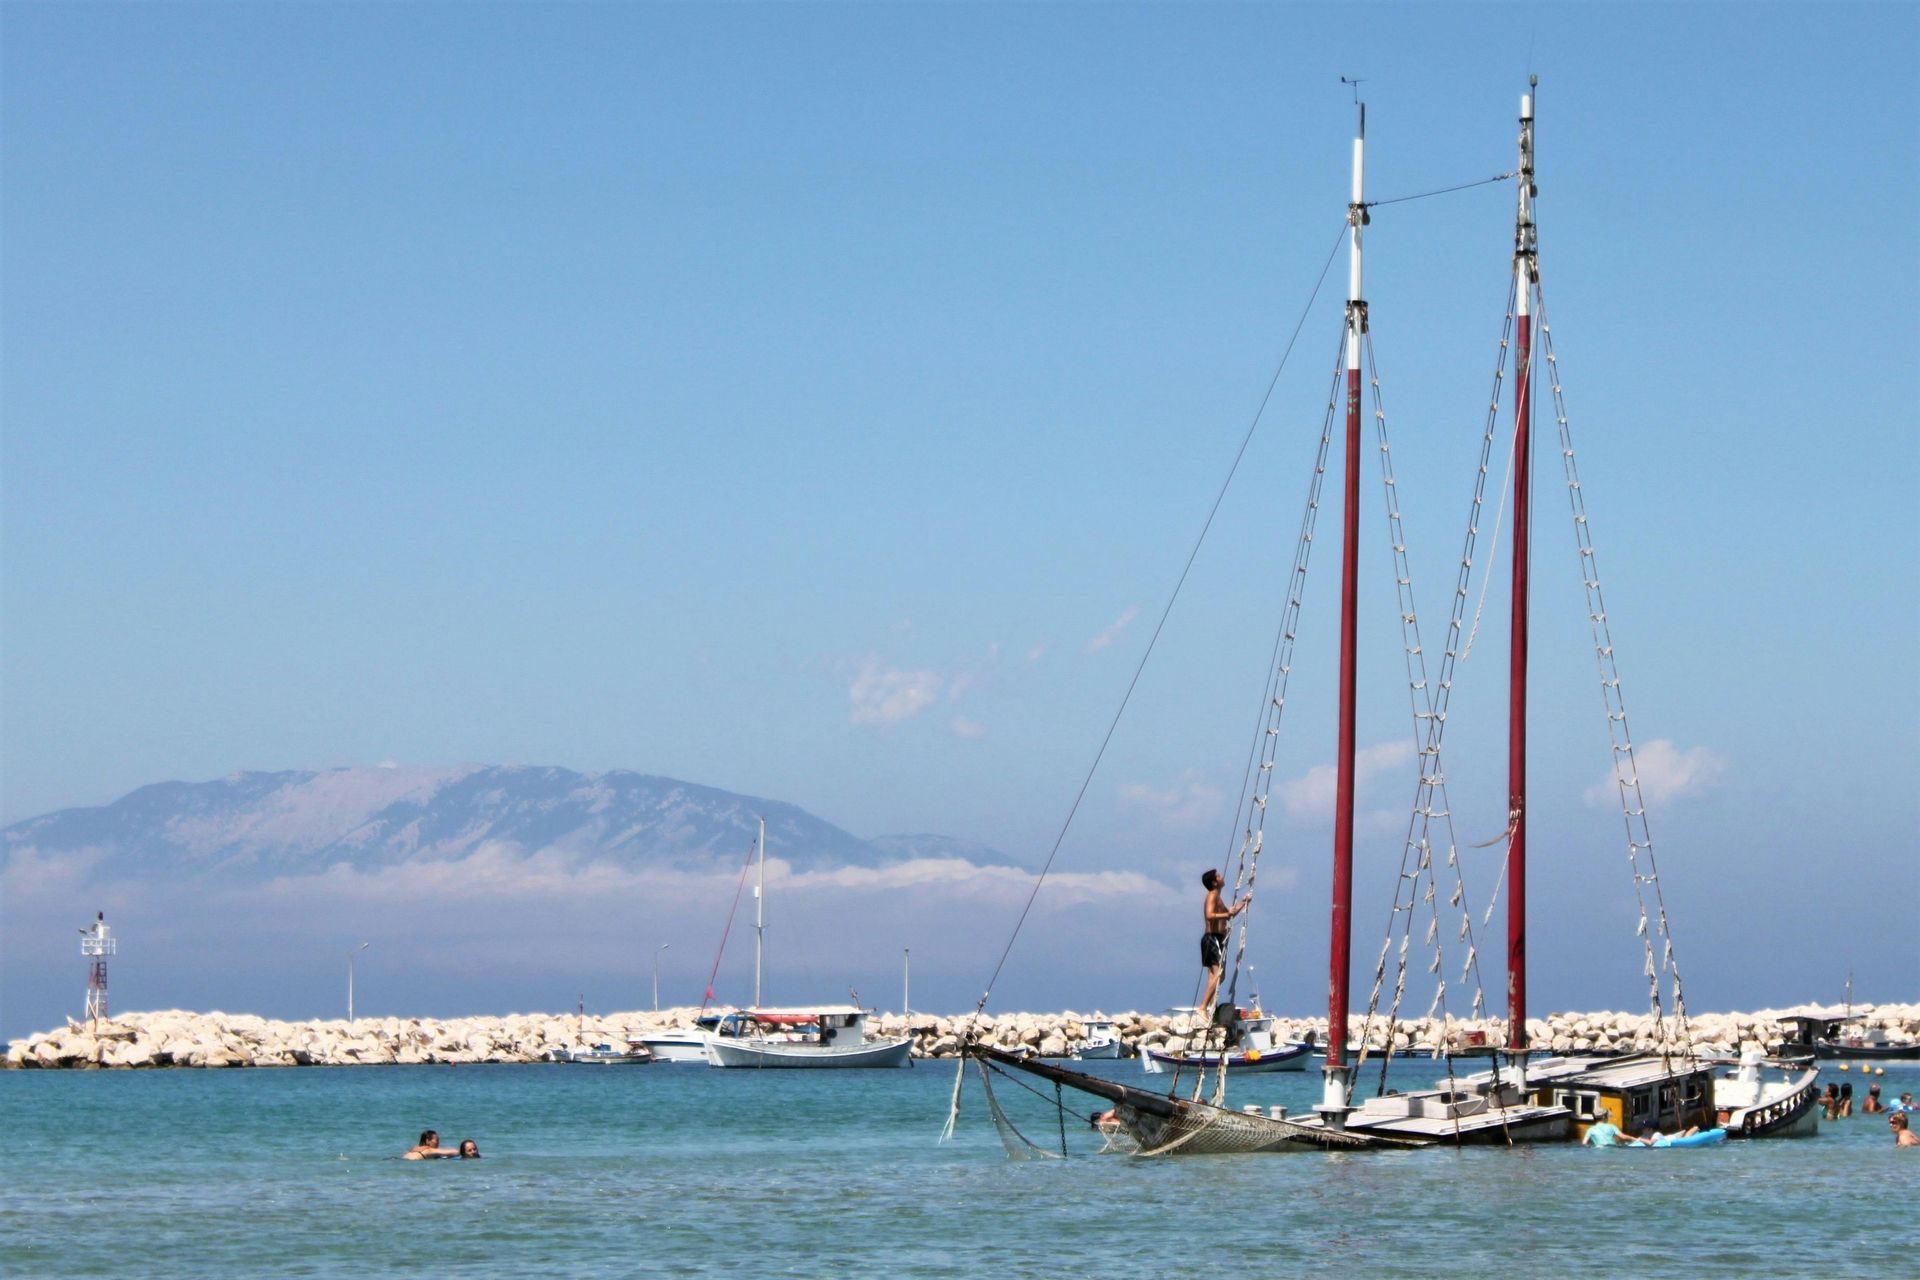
[3,3,1916,1033]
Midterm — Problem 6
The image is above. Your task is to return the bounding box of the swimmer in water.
[404,1129,459,1160]
[458,1140,482,1158]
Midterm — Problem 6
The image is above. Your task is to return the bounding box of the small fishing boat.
[705,1006,911,1069]
[1142,1012,1310,1074]
[700,818,914,1070]
[556,1042,655,1065]
[1071,1017,1125,1060]
[1777,1013,1920,1062]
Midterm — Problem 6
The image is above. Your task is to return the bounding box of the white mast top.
[1347,102,1367,369]
[753,816,766,1008]
[1515,84,1537,318]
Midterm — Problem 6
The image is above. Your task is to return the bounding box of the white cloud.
[1085,606,1140,654]
[950,716,987,740]
[1585,739,1727,808]
[1277,741,1415,820]
[1119,770,1225,829]
[847,656,943,726]
[239,847,1173,915]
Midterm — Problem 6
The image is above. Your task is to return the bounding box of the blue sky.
[3,3,1916,1024]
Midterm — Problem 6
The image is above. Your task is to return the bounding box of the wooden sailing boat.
[969,80,1765,1151]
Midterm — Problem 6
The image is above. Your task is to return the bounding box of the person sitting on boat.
[1891,1113,1919,1147]
[1582,1115,1632,1147]
[1863,1084,1886,1114]
[1197,869,1251,1017]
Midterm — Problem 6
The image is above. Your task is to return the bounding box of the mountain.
[2,765,920,881]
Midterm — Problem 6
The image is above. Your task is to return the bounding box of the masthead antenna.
[1340,75,1366,104]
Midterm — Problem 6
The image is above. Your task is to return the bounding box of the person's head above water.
[458,1140,481,1158]
[1202,869,1222,891]
[418,1130,439,1147]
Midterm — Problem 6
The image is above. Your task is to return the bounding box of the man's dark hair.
[1201,869,1222,890]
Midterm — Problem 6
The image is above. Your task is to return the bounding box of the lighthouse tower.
[80,911,116,1025]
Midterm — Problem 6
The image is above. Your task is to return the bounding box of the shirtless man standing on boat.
[1198,869,1250,1018]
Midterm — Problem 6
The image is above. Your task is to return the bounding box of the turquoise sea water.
[3,1058,1911,1277]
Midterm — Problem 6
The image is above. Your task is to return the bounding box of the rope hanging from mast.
[1533,284,1697,1065]
[1345,318,1501,1109]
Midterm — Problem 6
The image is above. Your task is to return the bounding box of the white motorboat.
[637,1029,713,1063]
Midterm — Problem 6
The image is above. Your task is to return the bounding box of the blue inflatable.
[1631,1128,1728,1148]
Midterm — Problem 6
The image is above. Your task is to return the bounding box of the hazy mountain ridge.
[2,765,994,880]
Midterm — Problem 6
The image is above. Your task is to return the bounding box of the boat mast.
[1320,96,1367,1128]
[1506,79,1538,1074]
[754,816,766,1008]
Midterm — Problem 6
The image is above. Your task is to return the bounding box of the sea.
[3,1056,1909,1277]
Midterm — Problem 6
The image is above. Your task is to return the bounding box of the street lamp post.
[348,942,370,1024]
[653,943,671,1012]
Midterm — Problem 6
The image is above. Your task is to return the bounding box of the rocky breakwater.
[9,1003,1917,1068]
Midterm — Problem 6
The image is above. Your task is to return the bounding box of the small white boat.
[1142,1012,1311,1074]
[556,1042,655,1065]
[705,1006,912,1069]
[700,820,913,1069]
[1072,1017,1124,1060]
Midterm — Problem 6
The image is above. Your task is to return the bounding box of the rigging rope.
[964,221,1349,1025]
[700,837,760,1012]
[1533,279,1696,1066]
[1363,171,1518,209]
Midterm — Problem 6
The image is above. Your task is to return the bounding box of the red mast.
[1506,82,1537,1064]
[1320,98,1366,1126]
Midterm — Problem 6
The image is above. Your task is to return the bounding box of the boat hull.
[972,1046,1417,1153]
[1345,1098,1572,1144]
[1072,1040,1124,1060]
[1715,1063,1823,1139]
[638,1034,711,1064]
[1811,1041,1920,1061]
[706,1035,912,1069]
[1144,1041,1311,1073]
